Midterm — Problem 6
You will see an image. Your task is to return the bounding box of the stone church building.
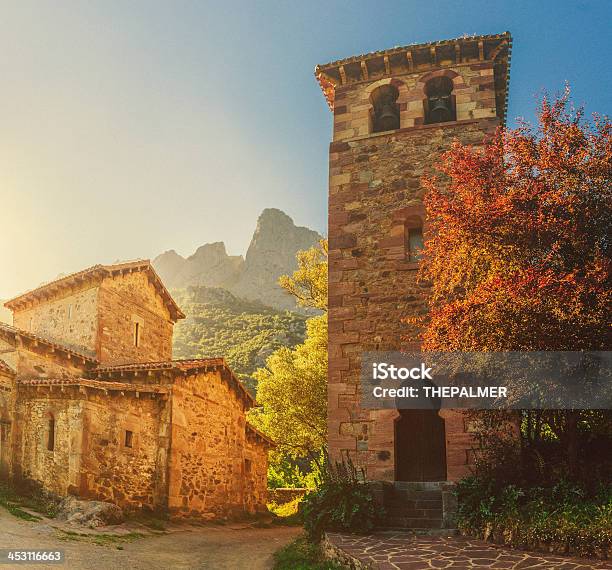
[0,260,271,518]
[318,32,511,518]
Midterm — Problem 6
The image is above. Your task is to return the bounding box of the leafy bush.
[456,476,612,557]
[268,454,322,490]
[301,458,383,541]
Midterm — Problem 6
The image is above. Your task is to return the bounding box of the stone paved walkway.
[325,532,611,569]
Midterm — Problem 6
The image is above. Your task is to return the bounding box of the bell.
[376,101,400,131]
[428,95,453,123]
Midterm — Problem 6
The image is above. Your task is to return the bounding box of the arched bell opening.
[423,76,456,124]
[370,84,400,133]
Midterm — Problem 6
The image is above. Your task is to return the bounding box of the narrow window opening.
[244,458,252,473]
[406,226,424,262]
[67,304,73,320]
[47,418,55,451]
[125,430,133,448]
[134,322,140,347]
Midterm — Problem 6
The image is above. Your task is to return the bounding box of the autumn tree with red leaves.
[418,87,611,480]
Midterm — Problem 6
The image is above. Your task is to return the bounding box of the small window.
[133,322,140,347]
[406,227,424,262]
[244,458,252,473]
[67,304,73,320]
[47,418,55,451]
[125,430,133,448]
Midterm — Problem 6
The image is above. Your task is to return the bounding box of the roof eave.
[315,32,512,116]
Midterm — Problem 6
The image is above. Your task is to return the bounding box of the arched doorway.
[395,409,447,481]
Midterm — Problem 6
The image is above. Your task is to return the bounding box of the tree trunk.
[566,410,580,479]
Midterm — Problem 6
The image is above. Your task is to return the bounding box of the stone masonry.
[317,33,512,484]
[0,261,271,519]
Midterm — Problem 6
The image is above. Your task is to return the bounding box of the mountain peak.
[152,209,322,310]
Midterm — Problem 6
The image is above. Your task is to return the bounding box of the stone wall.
[244,430,271,513]
[97,272,174,365]
[13,386,169,512]
[167,370,268,518]
[327,63,500,482]
[13,392,84,494]
[79,391,169,511]
[13,285,99,357]
[16,348,89,380]
[0,369,15,479]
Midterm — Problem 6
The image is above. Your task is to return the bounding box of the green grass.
[0,482,52,521]
[57,529,146,547]
[273,535,342,570]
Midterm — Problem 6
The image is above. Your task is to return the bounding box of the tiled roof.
[315,32,512,121]
[90,358,255,406]
[0,358,15,377]
[4,260,185,322]
[92,358,226,374]
[0,322,98,364]
[316,32,511,71]
[18,377,168,394]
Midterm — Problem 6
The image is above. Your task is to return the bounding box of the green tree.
[249,240,328,468]
[278,239,328,311]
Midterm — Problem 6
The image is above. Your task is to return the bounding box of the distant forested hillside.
[171,286,307,393]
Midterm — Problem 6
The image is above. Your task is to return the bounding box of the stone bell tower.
[317,33,512,486]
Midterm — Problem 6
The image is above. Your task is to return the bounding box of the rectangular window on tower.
[47,418,55,452]
[133,322,140,347]
[406,226,424,262]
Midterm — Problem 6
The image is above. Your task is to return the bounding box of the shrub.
[301,458,383,541]
[273,535,342,570]
[456,476,612,557]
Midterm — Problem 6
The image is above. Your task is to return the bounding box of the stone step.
[386,498,442,509]
[392,482,449,491]
[382,516,444,529]
[385,508,443,519]
[386,490,443,501]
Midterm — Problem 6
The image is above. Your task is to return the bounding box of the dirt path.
[0,507,301,570]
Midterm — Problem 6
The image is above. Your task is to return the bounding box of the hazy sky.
[1,0,610,298]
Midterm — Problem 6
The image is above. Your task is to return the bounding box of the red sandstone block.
[333,332,360,344]
[331,211,350,225]
[328,295,343,308]
[329,234,356,249]
[329,357,350,371]
[329,270,343,284]
[330,306,355,319]
[378,235,404,248]
[330,281,355,295]
[330,141,350,153]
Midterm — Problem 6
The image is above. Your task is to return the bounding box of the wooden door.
[395,410,446,481]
